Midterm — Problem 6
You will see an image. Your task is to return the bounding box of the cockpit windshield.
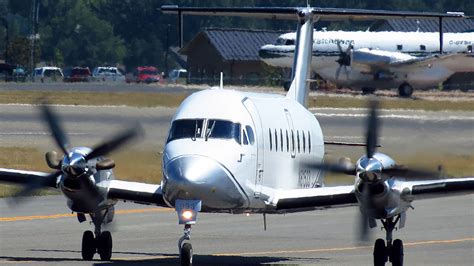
[167,119,204,142]
[206,120,241,144]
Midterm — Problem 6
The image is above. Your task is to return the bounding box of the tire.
[390,239,404,266]
[180,243,193,266]
[373,238,387,266]
[81,230,95,260]
[97,231,113,261]
[362,87,376,94]
[398,83,413,98]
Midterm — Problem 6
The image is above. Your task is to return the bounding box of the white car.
[33,67,64,82]
[92,67,125,82]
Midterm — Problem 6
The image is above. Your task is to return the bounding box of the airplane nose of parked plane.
[163,155,247,210]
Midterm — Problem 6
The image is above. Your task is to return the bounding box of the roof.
[181,28,284,61]
[371,18,474,32]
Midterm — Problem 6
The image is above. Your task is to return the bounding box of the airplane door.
[242,98,264,197]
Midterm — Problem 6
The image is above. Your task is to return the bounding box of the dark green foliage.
[0,0,472,69]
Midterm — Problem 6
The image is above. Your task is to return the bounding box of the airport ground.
[0,83,473,265]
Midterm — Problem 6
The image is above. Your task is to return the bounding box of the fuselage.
[260,31,474,89]
[161,89,325,212]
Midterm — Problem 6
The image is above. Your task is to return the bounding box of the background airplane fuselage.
[162,89,325,212]
[260,31,474,89]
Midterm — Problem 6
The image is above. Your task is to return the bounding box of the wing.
[0,168,59,188]
[105,180,168,207]
[403,177,474,200]
[273,185,357,212]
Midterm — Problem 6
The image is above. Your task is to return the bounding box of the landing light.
[181,210,194,220]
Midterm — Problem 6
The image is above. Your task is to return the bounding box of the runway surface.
[0,194,473,265]
[0,104,472,157]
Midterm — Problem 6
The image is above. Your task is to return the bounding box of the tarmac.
[0,194,473,265]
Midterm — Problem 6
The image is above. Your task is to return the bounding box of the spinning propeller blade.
[40,104,70,156]
[85,125,143,160]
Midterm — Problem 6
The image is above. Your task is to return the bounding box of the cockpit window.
[206,120,241,144]
[167,119,204,142]
[245,125,255,145]
[285,39,295,45]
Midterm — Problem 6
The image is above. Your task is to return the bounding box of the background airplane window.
[167,119,204,142]
[245,125,255,145]
[269,128,273,150]
[206,120,241,144]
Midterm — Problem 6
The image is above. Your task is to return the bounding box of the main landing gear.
[80,212,113,261]
[373,215,404,266]
[179,224,193,266]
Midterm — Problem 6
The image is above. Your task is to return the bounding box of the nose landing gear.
[179,224,193,266]
[373,215,404,266]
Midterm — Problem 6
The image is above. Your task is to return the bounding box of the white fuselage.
[162,89,324,212]
[260,31,474,89]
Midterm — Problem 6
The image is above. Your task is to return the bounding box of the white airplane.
[0,5,473,266]
[260,30,474,97]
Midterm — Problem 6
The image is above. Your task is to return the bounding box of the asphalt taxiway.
[0,194,473,265]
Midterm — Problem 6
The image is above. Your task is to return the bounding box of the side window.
[397,44,403,51]
[291,130,295,155]
[308,131,311,154]
[302,131,306,153]
[420,44,426,51]
[242,129,249,145]
[274,129,278,152]
[286,130,289,152]
[280,129,283,152]
[269,128,272,151]
[246,125,255,145]
[297,130,300,153]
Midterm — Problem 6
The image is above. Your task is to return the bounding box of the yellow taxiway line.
[0,207,172,222]
[213,237,474,257]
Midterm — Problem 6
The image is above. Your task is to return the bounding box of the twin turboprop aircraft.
[1,5,474,266]
[260,30,474,97]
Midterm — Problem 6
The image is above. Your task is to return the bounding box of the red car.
[126,66,161,84]
[65,67,92,82]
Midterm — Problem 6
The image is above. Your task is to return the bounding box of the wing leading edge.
[105,180,168,207]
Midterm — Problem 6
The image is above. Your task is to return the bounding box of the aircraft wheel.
[390,239,404,266]
[81,230,95,260]
[398,83,413,98]
[97,231,113,261]
[180,242,193,266]
[373,238,387,266]
[362,87,376,94]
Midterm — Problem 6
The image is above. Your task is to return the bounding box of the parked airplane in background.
[0,5,473,266]
[260,30,474,97]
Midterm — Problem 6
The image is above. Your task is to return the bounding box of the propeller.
[335,42,352,80]
[11,104,143,202]
[303,99,444,241]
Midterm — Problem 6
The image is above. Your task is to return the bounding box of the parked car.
[12,67,27,82]
[168,69,188,84]
[126,66,161,84]
[33,67,64,82]
[92,66,125,82]
[64,67,92,82]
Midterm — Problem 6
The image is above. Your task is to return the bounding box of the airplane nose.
[163,155,247,210]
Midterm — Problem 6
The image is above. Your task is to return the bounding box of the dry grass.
[1,146,472,196]
[0,147,162,197]
[0,90,189,108]
[309,95,474,111]
[0,90,473,111]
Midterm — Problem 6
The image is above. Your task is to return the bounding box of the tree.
[6,36,39,66]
